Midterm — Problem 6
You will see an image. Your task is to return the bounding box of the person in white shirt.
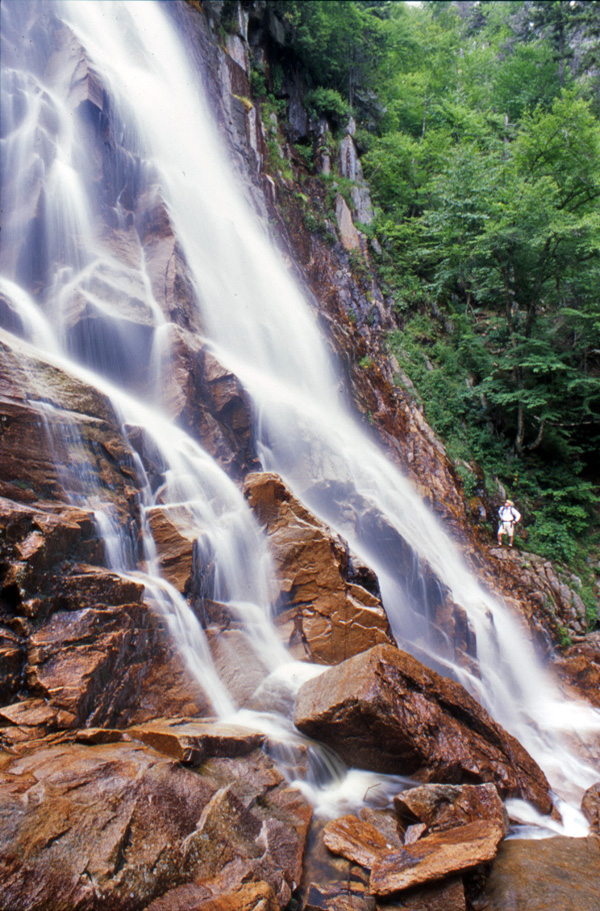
[497,499,521,547]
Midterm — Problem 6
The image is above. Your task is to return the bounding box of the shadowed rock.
[294,644,552,813]
[582,782,600,835]
[144,880,279,911]
[127,718,266,765]
[394,783,509,838]
[483,836,600,911]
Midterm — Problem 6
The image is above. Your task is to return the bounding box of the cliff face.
[0,2,598,909]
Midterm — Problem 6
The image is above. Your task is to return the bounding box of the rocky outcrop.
[0,730,312,911]
[488,547,594,649]
[294,644,552,813]
[554,639,600,707]
[244,472,394,664]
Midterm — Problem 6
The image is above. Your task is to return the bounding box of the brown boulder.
[207,627,270,707]
[483,836,600,911]
[394,783,509,837]
[581,782,600,835]
[0,738,311,911]
[555,642,600,708]
[244,472,394,664]
[147,506,196,594]
[145,881,279,911]
[322,814,397,869]
[369,820,504,896]
[127,718,266,765]
[294,644,552,813]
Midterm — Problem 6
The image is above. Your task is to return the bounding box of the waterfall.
[1,0,598,833]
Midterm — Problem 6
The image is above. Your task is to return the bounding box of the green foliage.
[279,0,389,109]
[250,66,268,98]
[581,586,599,630]
[304,87,349,122]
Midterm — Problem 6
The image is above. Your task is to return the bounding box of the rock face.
[0,732,312,911]
[312,783,509,906]
[244,472,394,664]
[294,644,552,813]
[483,836,600,911]
[581,782,600,835]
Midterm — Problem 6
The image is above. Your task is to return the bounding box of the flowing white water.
[1,0,598,830]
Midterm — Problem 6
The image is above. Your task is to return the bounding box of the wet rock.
[135,185,201,331]
[298,819,377,911]
[357,808,403,851]
[207,627,270,707]
[403,823,428,845]
[0,697,77,749]
[0,337,141,533]
[145,880,279,911]
[147,507,195,594]
[0,497,102,610]
[50,564,145,611]
[483,836,600,910]
[369,820,504,896]
[322,814,398,869]
[0,738,311,911]
[0,627,22,700]
[394,783,509,837]
[581,782,600,834]
[303,884,376,910]
[25,603,158,727]
[244,472,394,664]
[377,877,466,910]
[122,637,213,724]
[155,328,258,479]
[554,642,600,708]
[294,644,552,813]
[127,718,266,766]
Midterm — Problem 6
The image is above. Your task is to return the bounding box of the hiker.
[497,499,521,547]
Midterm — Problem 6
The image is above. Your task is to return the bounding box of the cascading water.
[1,0,598,834]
